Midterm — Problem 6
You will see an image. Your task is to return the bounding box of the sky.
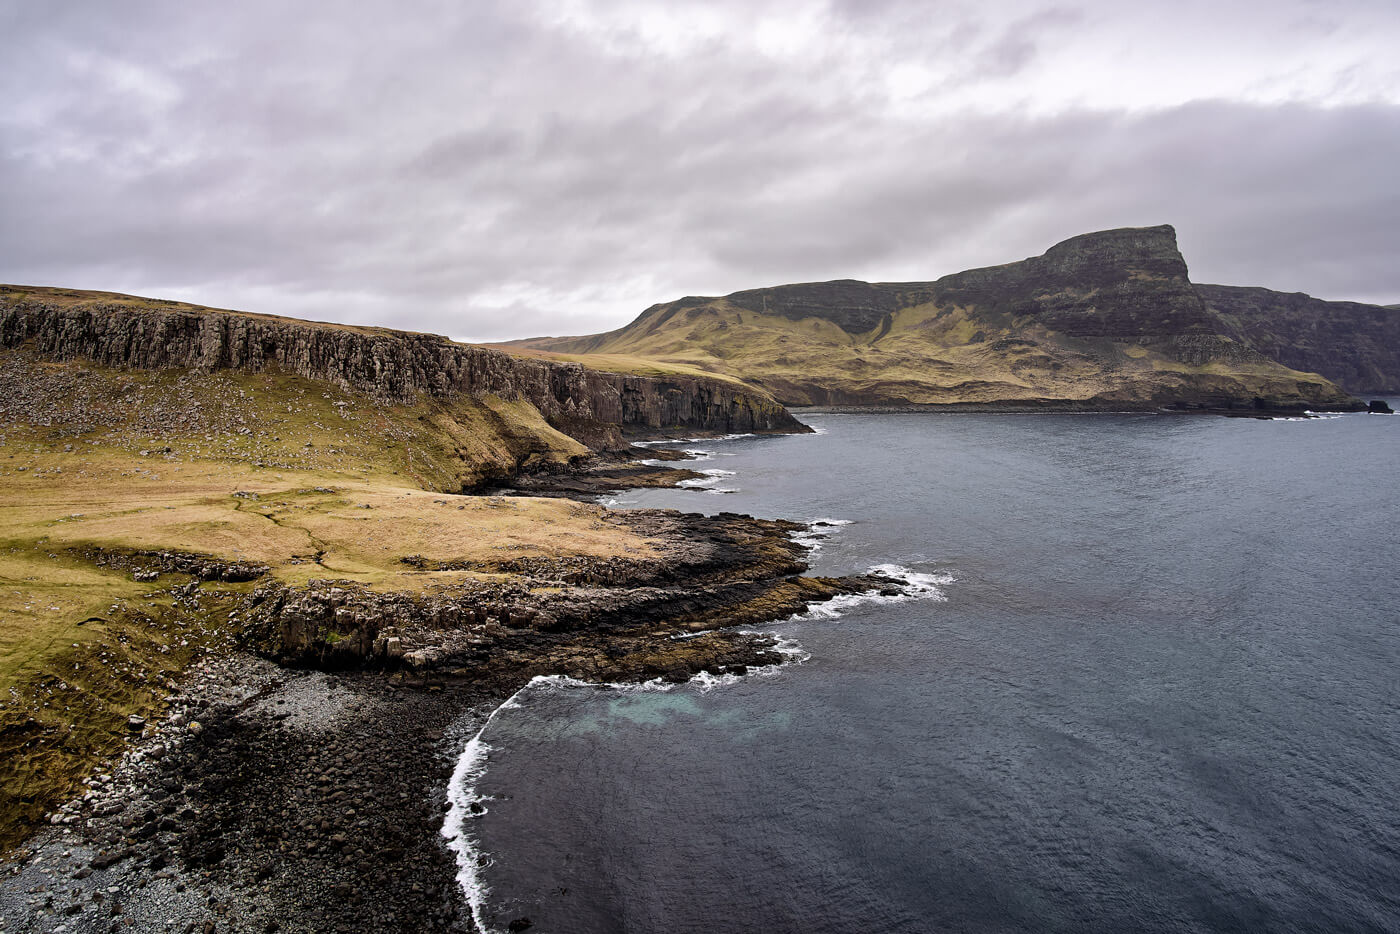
[3,0,1398,342]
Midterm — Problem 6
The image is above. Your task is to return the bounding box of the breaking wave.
[790,517,853,553]
[678,468,739,494]
[793,564,955,620]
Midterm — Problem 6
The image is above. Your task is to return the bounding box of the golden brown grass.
[0,431,650,690]
[517,297,1348,407]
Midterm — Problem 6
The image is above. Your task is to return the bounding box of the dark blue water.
[457,410,1400,933]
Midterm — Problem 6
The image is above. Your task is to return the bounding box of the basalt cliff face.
[0,286,803,441]
[1198,284,1400,395]
[511,226,1364,412]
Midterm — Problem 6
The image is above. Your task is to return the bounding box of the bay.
[455,409,1400,933]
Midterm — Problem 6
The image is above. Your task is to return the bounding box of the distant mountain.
[1198,286,1400,395]
[507,226,1362,412]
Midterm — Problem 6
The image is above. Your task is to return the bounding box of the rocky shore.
[1,477,896,933]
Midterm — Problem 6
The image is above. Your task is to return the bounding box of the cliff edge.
[0,285,804,443]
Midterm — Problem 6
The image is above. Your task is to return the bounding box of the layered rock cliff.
[513,226,1362,412]
[0,286,803,440]
[1197,284,1400,395]
[931,225,1222,341]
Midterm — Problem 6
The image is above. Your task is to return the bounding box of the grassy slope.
[0,352,658,843]
[536,297,1349,408]
[497,345,755,386]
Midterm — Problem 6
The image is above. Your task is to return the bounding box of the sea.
[443,407,1400,933]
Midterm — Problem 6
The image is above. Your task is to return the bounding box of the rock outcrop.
[1197,284,1400,394]
[0,286,804,440]
[931,225,1222,343]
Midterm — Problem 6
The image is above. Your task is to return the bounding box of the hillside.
[1198,285,1400,394]
[509,226,1364,412]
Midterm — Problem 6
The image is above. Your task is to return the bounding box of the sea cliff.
[1198,284,1400,395]
[0,286,804,441]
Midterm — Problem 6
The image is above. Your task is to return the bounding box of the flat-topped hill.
[509,226,1368,412]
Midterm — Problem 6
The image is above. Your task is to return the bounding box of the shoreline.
[0,439,894,933]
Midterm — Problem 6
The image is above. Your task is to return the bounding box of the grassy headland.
[0,349,663,846]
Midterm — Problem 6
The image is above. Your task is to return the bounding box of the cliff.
[930,225,1221,340]
[1197,284,1400,395]
[0,286,803,440]
[512,226,1361,412]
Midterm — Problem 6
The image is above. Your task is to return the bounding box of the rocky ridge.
[0,286,804,442]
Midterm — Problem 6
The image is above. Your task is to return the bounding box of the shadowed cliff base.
[508,225,1372,413]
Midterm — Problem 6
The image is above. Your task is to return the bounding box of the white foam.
[678,469,739,493]
[792,564,955,620]
[444,643,808,920]
[790,517,854,553]
[442,559,949,925]
[633,432,755,447]
[442,686,534,934]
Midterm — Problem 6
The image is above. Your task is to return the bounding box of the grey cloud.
[975,7,1085,79]
[2,1,1398,345]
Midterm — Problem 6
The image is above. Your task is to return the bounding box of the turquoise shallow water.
[455,409,1400,933]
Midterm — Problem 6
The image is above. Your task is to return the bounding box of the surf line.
[442,520,952,929]
[439,647,805,933]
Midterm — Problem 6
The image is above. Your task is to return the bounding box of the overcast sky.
[3,1,1398,342]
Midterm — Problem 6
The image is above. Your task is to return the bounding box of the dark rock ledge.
[0,505,896,934]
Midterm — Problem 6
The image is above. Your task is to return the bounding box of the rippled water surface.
[452,410,1400,933]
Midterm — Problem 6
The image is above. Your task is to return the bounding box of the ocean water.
[445,409,1400,933]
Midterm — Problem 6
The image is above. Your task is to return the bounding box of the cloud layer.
[4,0,1398,341]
